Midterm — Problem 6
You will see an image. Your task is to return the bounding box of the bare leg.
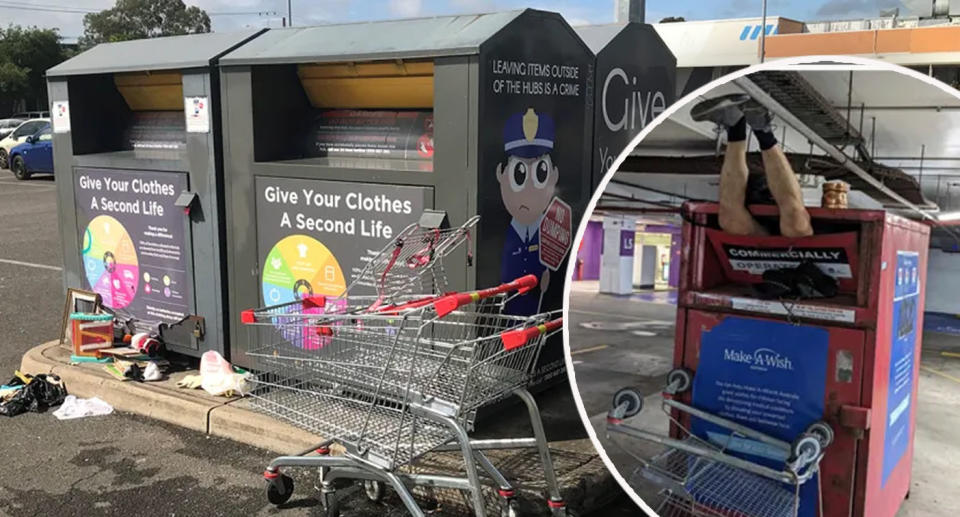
[719,140,768,236]
[760,144,813,237]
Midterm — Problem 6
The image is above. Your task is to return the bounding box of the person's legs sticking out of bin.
[690,94,836,299]
[691,93,813,238]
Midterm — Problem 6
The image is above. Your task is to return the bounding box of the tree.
[80,0,211,48]
[659,16,686,23]
[0,26,66,114]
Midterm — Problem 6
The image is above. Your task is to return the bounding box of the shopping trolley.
[240,214,570,516]
[606,369,833,517]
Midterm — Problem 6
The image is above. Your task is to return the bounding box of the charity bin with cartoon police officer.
[218,9,593,387]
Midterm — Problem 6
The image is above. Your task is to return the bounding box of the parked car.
[11,111,49,119]
[9,126,53,180]
[0,118,25,139]
[0,118,49,169]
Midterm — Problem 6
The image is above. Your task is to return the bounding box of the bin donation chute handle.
[432,274,537,317]
[501,318,563,351]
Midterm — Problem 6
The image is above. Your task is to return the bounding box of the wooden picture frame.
[60,288,103,346]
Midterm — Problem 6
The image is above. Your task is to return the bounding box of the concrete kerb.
[20,340,618,514]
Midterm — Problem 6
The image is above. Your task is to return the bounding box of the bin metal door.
[681,309,865,517]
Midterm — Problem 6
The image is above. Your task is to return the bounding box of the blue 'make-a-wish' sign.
[691,316,829,517]
[882,251,920,486]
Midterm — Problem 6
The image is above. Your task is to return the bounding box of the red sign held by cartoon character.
[539,197,572,271]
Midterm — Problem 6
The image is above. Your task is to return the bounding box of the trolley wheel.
[363,480,385,502]
[265,473,295,506]
[806,421,835,448]
[500,498,520,517]
[612,387,643,418]
[791,435,822,463]
[666,368,693,394]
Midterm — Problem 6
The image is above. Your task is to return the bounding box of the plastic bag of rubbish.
[200,351,251,397]
[52,395,114,420]
[0,373,68,417]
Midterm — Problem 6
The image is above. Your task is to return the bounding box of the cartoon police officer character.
[497,108,559,315]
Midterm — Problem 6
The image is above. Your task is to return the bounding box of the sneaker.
[742,99,774,132]
[690,93,750,127]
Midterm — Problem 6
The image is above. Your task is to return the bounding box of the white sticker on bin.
[729,297,856,323]
[184,96,210,133]
[52,101,70,133]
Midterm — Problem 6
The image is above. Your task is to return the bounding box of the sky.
[1,0,927,41]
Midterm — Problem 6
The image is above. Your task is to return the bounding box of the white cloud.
[389,0,423,17]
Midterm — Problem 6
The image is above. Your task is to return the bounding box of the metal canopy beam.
[734,76,939,221]
[617,154,929,206]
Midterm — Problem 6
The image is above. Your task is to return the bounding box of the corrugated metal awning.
[47,29,265,77]
[219,10,525,66]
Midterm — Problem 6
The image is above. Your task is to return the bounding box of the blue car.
[9,126,53,180]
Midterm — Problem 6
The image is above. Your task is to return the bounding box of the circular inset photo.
[564,56,958,517]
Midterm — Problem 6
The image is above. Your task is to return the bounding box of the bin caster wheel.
[791,435,822,463]
[666,368,693,394]
[265,473,295,506]
[806,421,834,448]
[500,498,520,517]
[363,479,384,502]
[612,387,643,418]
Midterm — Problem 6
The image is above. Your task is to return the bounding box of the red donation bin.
[674,202,929,517]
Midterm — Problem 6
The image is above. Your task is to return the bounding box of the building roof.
[219,10,527,65]
[47,29,265,77]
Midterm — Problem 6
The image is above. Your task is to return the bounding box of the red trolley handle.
[240,294,329,324]
[501,318,563,351]
[432,274,538,317]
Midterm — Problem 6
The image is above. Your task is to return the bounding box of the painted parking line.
[0,258,62,271]
[0,178,54,187]
[0,186,55,196]
[569,308,649,320]
[571,344,609,356]
[920,364,960,385]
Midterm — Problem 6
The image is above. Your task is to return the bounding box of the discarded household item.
[665,202,930,517]
[199,350,251,397]
[143,361,163,381]
[822,180,850,209]
[52,395,114,420]
[0,373,67,417]
[242,216,569,516]
[218,10,592,390]
[69,312,114,357]
[608,370,831,517]
[130,332,161,357]
[47,29,267,359]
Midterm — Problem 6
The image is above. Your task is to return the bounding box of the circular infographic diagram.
[262,235,347,305]
[82,215,139,309]
[262,235,347,350]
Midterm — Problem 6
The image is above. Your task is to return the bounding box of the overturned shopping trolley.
[606,369,834,517]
